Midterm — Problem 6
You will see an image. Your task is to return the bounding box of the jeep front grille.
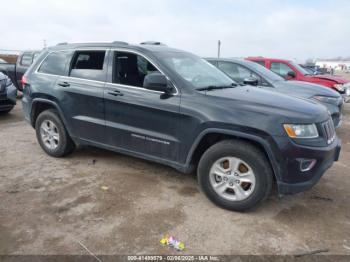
[323,118,336,145]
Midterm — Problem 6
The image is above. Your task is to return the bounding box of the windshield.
[157,51,235,89]
[290,61,311,76]
[245,60,284,82]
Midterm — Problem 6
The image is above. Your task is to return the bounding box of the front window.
[158,52,234,89]
[270,62,295,78]
[112,51,159,87]
[289,61,311,76]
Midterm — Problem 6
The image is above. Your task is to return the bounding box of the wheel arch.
[185,128,281,181]
[30,99,71,134]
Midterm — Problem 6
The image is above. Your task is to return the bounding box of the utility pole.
[43,39,47,48]
[217,40,221,58]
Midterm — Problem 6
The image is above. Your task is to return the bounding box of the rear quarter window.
[38,51,71,76]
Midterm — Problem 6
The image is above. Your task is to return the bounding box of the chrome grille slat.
[322,118,335,144]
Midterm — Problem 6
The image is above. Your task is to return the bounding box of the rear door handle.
[58,81,70,87]
[107,90,124,96]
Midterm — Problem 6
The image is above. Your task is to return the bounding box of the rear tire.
[35,109,75,157]
[197,140,273,212]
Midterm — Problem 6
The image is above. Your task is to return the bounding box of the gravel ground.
[0,101,350,256]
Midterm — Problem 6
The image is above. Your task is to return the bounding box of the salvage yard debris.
[160,234,185,251]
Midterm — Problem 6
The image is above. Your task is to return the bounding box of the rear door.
[104,50,181,162]
[56,49,109,143]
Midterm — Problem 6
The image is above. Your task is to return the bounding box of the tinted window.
[21,53,33,66]
[113,51,159,87]
[69,51,106,81]
[38,51,71,76]
[271,62,294,77]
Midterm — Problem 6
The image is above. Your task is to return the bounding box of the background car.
[207,58,344,127]
[246,57,350,100]
[0,50,41,91]
[0,72,17,113]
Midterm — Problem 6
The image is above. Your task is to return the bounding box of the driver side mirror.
[286,71,296,79]
[143,72,173,93]
[243,77,259,86]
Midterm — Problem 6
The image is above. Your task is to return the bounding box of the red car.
[246,57,350,100]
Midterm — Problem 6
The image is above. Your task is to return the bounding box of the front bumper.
[275,137,341,195]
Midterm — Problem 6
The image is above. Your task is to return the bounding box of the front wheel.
[197,140,273,212]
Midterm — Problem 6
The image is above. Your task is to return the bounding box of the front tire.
[35,109,75,157]
[197,140,273,212]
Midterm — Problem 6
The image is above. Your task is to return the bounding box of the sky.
[1,0,350,61]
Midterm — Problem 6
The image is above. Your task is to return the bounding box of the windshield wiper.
[196,83,237,91]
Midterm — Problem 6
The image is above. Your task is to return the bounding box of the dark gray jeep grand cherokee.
[22,42,341,211]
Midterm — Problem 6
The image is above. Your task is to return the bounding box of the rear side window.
[69,51,106,81]
[21,53,33,66]
[38,51,71,76]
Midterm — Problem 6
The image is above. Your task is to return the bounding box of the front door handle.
[58,81,70,87]
[107,90,124,96]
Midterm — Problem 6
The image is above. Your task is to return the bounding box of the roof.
[246,57,291,62]
[47,41,183,53]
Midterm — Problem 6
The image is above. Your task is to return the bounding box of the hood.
[203,86,329,124]
[309,74,349,84]
[274,80,340,98]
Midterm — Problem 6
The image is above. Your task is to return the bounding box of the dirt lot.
[1,100,350,256]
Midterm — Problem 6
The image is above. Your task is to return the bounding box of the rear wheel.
[198,140,273,212]
[35,109,75,157]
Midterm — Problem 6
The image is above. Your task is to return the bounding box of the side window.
[113,51,159,87]
[69,51,106,81]
[218,62,240,80]
[21,53,33,66]
[271,62,294,77]
[38,51,71,76]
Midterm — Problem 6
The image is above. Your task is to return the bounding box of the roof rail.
[140,41,166,46]
[112,41,129,45]
[56,42,68,46]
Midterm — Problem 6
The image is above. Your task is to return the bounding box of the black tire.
[0,107,14,114]
[197,140,273,212]
[35,109,75,157]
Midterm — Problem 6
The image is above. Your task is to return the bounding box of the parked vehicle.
[0,50,41,91]
[0,72,17,113]
[246,57,350,100]
[299,64,326,75]
[207,58,344,127]
[0,58,7,63]
[22,42,341,211]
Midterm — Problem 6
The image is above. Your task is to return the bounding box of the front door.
[104,51,181,162]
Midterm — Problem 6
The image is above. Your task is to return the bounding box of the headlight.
[313,95,339,104]
[333,84,344,91]
[283,124,318,138]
